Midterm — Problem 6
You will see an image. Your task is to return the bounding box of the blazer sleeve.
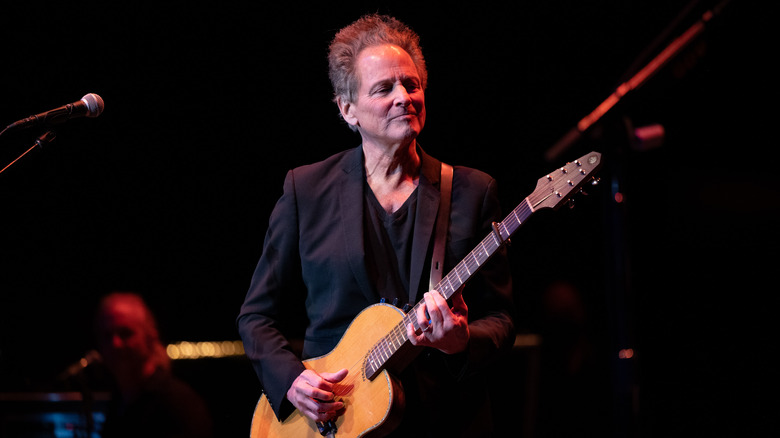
[237,169,306,420]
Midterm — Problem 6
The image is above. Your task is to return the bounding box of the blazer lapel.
[408,149,442,303]
[338,146,378,304]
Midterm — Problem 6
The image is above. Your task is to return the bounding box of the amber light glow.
[166,340,245,360]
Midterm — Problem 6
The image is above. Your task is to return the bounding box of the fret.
[457,263,468,282]
[511,208,522,229]
[495,223,505,242]
[366,352,377,374]
[444,277,459,296]
[384,344,392,361]
[370,347,379,367]
[446,276,455,293]
[386,337,396,354]
[443,276,455,297]
[391,326,404,348]
[484,234,496,252]
[436,282,447,298]
[439,281,450,297]
[489,227,501,247]
[509,199,531,229]
[479,240,489,260]
[469,252,480,274]
[453,265,463,283]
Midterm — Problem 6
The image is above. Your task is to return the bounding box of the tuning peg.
[579,187,589,196]
[591,177,601,186]
[567,198,575,209]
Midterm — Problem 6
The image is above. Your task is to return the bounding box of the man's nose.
[393,85,412,106]
[111,334,124,349]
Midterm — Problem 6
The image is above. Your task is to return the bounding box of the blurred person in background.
[95,291,213,438]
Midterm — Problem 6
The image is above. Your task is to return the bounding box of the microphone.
[5,93,104,132]
[57,350,103,381]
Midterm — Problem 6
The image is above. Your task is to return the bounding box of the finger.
[296,381,332,402]
[321,368,348,383]
[424,291,446,325]
[298,370,339,400]
[312,399,345,418]
[303,399,341,422]
[289,384,325,420]
[298,386,345,421]
[301,369,338,390]
[415,302,431,333]
[298,395,321,413]
[407,322,426,346]
[450,290,468,316]
[299,369,324,386]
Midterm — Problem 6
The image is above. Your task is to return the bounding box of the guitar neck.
[433,197,534,301]
[363,151,602,380]
[364,197,535,379]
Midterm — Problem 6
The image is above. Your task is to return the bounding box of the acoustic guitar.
[250,151,603,437]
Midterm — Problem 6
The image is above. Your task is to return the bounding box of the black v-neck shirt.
[363,180,418,307]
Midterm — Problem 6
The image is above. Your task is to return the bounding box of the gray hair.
[327,14,428,130]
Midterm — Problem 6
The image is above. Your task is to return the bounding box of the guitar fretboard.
[363,197,535,379]
[362,151,602,380]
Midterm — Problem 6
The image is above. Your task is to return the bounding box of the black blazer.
[237,145,514,426]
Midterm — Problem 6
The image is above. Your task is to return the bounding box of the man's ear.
[337,96,359,127]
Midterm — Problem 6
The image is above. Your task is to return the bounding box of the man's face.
[97,298,154,374]
[341,44,426,147]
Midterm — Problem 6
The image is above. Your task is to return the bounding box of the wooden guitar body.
[250,304,408,438]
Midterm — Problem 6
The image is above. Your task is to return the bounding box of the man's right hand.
[286,368,348,422]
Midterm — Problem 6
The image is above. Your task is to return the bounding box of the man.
[96,292,213,438]
[238,14,514,436]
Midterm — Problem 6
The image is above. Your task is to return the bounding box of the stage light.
[166,340,245,360]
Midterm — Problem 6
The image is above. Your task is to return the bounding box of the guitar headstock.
[529,151,603,211]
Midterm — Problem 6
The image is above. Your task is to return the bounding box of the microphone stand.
[544,0,731,162]
[0,130,56,176]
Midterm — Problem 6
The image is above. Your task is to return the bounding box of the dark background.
[0,1,776,436]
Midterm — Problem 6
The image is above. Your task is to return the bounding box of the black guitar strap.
[429,162,453,291]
